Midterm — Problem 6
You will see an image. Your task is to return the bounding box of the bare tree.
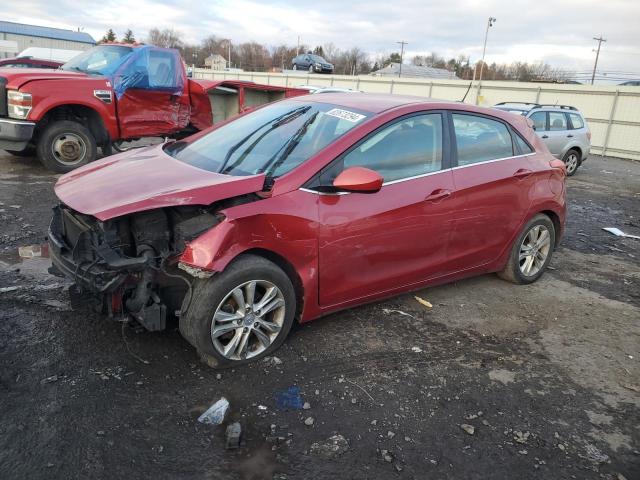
[147,28,183,49]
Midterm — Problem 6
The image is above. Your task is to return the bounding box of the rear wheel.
[562,149,580,176]
[37,120,97,173]
[498,214,555,284]
[180,254,296,368]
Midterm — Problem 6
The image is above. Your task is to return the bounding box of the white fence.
[194,68,640,161]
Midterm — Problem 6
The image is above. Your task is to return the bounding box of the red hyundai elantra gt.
[49,93,566,367]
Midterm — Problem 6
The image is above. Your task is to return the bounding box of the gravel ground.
[0,152,638,480]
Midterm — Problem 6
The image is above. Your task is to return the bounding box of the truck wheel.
[37,120,97,173]
[179,254,296,368]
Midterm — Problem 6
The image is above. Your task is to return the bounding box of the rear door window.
[549,112,568,131]
[529,111,547,131]
[568,113,585,129]
[452,113,514,166]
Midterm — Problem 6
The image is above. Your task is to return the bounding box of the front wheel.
[180,254,296,368]
[562,149,580,176]
[37,120,97,173]
[498,214,556,284]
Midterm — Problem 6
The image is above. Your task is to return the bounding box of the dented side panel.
[179,190,322,321]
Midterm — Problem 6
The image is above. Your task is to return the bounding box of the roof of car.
[291,92,444,113]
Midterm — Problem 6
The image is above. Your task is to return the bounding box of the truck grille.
[0,76,7,117]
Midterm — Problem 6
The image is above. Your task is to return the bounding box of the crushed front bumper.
[0,118,35,151]
[47,205,147,293]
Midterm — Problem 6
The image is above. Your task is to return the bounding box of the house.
[204,54,227,70]
[0,21,95,59]
[371,63,459,80]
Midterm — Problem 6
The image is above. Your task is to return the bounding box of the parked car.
[49,93,566,367]
[292,53,334,73]
[0,44,306,172]
[619,80,640,86]
[493,103,591,176]
[0,57,63,69]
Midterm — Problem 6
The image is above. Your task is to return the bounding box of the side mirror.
[333,167,383,193]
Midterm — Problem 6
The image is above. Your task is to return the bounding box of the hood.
[0,68,88,89]
[54,144,266,221]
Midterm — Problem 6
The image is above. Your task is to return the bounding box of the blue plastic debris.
[197,397,229,425]
[275,386,304,410]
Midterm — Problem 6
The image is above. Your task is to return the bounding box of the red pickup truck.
[0,43,304,172]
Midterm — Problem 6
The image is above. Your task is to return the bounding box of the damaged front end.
[48,204,224,331]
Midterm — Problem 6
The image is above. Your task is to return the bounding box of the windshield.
[61,45,133,75]
[166,100,370,178]
[310,55,327,63]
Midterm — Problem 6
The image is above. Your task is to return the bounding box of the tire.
[36,120,97,173]
[498,214,556,285]
[562,149,580,176]
[180,254,296,368]
[6,146,36,157]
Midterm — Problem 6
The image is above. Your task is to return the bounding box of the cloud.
[2,0,639,76]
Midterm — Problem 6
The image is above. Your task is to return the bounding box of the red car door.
[447,112,537,269]
[115,48,190,139]
[311,112,458,308]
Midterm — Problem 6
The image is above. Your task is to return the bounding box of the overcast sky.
[6,0,640,80]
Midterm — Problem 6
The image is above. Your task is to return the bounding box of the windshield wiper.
[218,106,311,175]
[263,111,319,178]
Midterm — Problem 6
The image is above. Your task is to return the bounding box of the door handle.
[541,135,549,139]
[513,168,533,179]
[425,189,452,202]
[567,134,574,138]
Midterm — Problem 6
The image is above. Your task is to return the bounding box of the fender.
[23,78,119,140]
[178,190,322,321]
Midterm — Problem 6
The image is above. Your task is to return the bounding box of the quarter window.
[549,112,568,131]
[341,114,443,182]
[514,133,534,154]
[529,111,547,131]
[568,113,584,129]
[452,114,514,165]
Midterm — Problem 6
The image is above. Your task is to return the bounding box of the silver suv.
[493,103,591,176]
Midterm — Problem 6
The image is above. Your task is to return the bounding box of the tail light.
[7,90,32,119]
[549,159,566,175]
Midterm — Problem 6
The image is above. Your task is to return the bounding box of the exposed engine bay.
[48,196,257,331]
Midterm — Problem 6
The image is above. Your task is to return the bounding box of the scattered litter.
[264,356,283,366]
[41,375,59,384]
[584,443,610,464]
[603,227,640,240]
[197,397,229,425]
[257,405,268,411]
[225,422,242,449]
[380,449,394,463]
[121,322,150,365]
[310,434,349,458]
[460,424,475,435]
[304,416,314,426]
[414,296,433,308]
[18,245,43,258]
[0,286,20,293]
[344,378,378,405]
[303,402,311,410]
[411,346,423,353]
[382,308,415,319]
[514,431,530,444]
[275,386,304,410]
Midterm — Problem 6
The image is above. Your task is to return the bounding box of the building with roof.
[371,63,459,80]
[0,21,96,58]
[204,54,227,70]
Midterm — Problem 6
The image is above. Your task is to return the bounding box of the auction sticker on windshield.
[326,108,366,123]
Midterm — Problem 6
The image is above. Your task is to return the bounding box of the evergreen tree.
[122,29,135,44]
[100,29,117,43]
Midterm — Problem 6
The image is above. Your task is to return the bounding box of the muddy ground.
[0,152,638,480]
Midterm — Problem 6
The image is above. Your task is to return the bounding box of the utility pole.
[226,40,231,69]
[297,36,300,56]
[591,35,606,85]
[471,16,496,104]
[397,40,408,77]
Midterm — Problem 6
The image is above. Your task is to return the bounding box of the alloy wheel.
[210,280,285,360]
[51,133,87,166]
[565,152,579,174]
[519,224,551,277]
